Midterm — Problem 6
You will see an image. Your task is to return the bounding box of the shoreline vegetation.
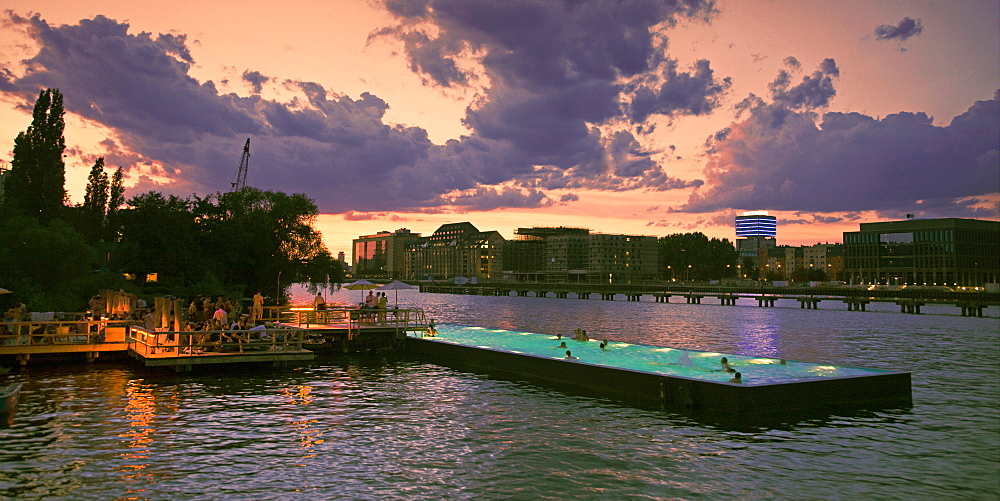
[0,89,346,314]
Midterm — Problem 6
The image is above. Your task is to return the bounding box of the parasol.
[377,280,418,306]
[343,279,379,303]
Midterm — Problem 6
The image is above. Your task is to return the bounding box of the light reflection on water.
[0,286,996,499]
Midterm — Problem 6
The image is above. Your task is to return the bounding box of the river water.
[1,287,997,499]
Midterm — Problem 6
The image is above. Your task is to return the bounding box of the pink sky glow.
[0,0,997,256]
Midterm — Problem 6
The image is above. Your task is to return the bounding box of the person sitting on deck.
[728,372,743,384]
[425,319,438,337]
[564,350,578,360]
[143,310,157,331]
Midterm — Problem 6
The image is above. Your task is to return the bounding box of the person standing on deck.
[377,292,388,323]
[213,305,228,329]
[251,292,264,322]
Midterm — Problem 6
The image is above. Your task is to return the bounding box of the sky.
[0,0,997,257]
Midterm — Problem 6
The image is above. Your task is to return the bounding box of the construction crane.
[230,138,251,191]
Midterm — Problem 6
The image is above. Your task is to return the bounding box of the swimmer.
[728,372,743,384]
[779,359,786,365]
[564,350,578,360]
[554,341,568,349]
[599,342,607,350]
[677,352,693,367]
[556,333,562,340]
[718,357,735,373]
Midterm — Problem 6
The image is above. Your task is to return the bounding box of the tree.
[5,89,66,222]
[194,187,338,298]
[81,157,110,242]
[106,167,126,240]
[116,192,203,288]
[658,232,738,282]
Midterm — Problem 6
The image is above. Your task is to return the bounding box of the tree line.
[0,89,345,312]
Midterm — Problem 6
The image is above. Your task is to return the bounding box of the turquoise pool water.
[417,324,896,385]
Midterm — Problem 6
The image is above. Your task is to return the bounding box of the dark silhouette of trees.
[4,89,66,222]
[81,157,110,242]
[0,90,357,310]
[658,232,738,281]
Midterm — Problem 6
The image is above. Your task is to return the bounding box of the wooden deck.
[128,326,314,371]
[1,307,430,367]
[1,320,132,364]
[280,307,429,353]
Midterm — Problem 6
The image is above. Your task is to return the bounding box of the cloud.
[875,17,923,41]
[681,58,999,216]
[1,5,719,213]
[440,186,553,212]
[242,70,269,94]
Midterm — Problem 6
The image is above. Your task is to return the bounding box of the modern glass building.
[735,211,777,237]
[843,218,999,287]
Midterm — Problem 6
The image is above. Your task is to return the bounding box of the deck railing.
[0,319,131,347]
[280,307,427,340]
[128,326,306,357]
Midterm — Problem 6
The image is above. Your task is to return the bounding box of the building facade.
[843,218,1000,287]
[504,227,658,283]
[352,228,422,279]
[406,222,506,281]
[735,211,777,276]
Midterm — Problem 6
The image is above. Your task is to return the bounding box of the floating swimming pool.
[406,324,912,417]
[416,324,891,385]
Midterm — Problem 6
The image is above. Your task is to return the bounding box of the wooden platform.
[128,327,314,371]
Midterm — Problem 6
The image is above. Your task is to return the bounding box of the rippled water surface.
[1,287,997,499]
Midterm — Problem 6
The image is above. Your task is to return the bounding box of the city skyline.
[0,0,997,256]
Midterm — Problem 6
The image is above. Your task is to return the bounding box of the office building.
[843,218,999,287]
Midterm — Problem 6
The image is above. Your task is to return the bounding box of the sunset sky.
[1,0,997,257]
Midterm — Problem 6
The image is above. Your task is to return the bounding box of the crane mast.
[231,138,251,191]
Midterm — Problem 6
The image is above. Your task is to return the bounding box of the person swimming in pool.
[564,350,578,360]
[554,341,568,349]
[716,357,736,373]
[599,341,607,350]
[728,372,743,383]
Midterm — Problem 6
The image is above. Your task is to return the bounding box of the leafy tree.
[81,157,110,242]
[791,267,828,283]
[106,167,126,240]
[5,89,66,222]
[116,192,203,288]
[193,187,343,298]
[658,232,738,281]
[0,216,95,310]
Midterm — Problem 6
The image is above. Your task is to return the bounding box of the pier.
[2,307,429,369]
[0,318,131,366]
[419,284,998,315]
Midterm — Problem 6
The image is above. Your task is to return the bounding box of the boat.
[1,381,23,427]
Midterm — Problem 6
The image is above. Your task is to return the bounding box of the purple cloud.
[875,17,923,41]
[1,6,719,213]
[682,58,999,216]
